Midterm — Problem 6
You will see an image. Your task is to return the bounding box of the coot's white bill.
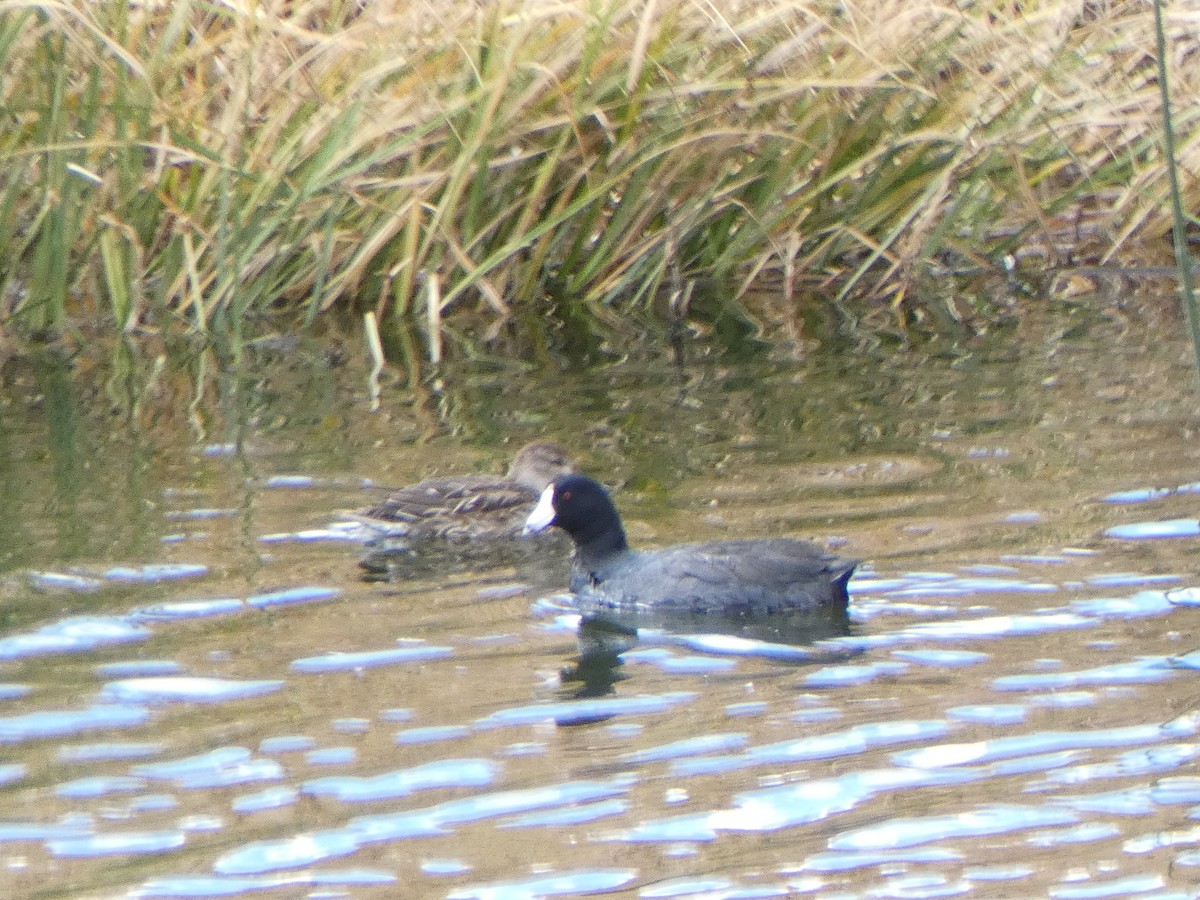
[523,484,556,534]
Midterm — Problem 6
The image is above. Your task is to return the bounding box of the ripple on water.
[0,816,94,842]
[619,733,749,765]
[891,649,990,667]
[869,874,971,898]
[395,725,472,744]
[946,705,1027,725]
[0,764,25,786]
[421,858,472,876]
[445,868,638,899]
[1028,691,1097,709]
[131,795,178,813]
[1046,787,1157,816]
[1150,777,1200,805]
[55,775,147,798]
[258,527,366,544]
[798,847,964,873]
[100,677,285,705]
[306,747,356,766]
[231,787,299,814]
[639,876,735,896]
[991,657,1174,692]
[0,704,150,743]
[258,735,317,753]
[498,798,630,829]
[626,651,739,674]
[892,722,1182,769]
[100,564,209,583]
[1048,874,1167,898]
[133,748,283,790]
[0,617,152,660]
[214,828,363,875]
[301,758,498,802]
[1070,591,1180,618]
[163,508,238,521]
[245,586,342,609]
[215,778,632,874]
[133,870,397,898]
[263,474,318,488]
[1165,587,1200,609]
[475,692,697,729]
[800,660,908,687]
[828,804,1079,850]
[964,865,1036,882]
[632,766,974,841]
[47,829,187,857]
[1105,518,1200,539]
[290,644,453,674]
[651,632,837,663]
[1102,483,1200,504]
[672,719,951,777]
[903,612,1096,641]
[1086,574,1182,589]
[58,742,164,762]
[97,661,185,678]
[132,598,246,621]
[1035,744,1200,789]
[27,571,104,592]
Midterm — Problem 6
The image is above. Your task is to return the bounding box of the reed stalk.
[1152,0,1200,380]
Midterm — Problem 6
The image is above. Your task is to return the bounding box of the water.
[3,308,1200,899]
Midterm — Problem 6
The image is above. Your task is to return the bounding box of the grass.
[0,0,1196,352]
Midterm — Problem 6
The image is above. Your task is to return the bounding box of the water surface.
[2,308,1200,898]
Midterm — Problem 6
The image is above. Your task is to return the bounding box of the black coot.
[524,474,857,615]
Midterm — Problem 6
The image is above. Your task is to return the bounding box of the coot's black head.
[523,474,627,553]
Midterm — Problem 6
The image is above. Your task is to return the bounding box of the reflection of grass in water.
[1,0,1196,351]
[1151,0,1200,376]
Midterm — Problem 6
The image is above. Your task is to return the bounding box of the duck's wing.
[360,475,533,522]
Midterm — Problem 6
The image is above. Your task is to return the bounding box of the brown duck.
[353,440,577,543]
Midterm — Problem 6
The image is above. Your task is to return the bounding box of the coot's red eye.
[561,491,572,501]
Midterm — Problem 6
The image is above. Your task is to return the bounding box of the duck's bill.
[522,484,556,534]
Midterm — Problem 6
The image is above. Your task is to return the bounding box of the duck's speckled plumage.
[356,440,576,542]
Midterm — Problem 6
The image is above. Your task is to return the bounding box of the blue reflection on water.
[0,704,150,743]
[214,777,633,875]
[445,868,638,900]
[48,830,187,857]
[829,804,1078,850]
[245,586,341,608]
[301,758,497,802]
[55,775,146,798]
[992,658,1174,692]
[133,869,396,898]
[231,787,298,814]
[1105,519,1200,539]
[100,677,285,705]
[0,617,151,660]
[475,692,696,729]
[291,644,453,673]
[133,748,283,790]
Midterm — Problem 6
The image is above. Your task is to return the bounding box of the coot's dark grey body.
[524,474,857,615]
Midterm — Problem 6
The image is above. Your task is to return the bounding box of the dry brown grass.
[1,0,1196,343]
